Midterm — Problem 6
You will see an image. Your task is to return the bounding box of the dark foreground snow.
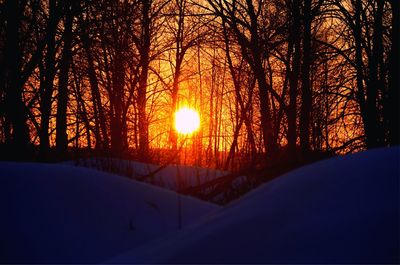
[110,147,399,264]
[1,147,398,263]
[0,163,219,263]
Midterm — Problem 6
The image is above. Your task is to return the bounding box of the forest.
[0,0,398,172]
[1,1,399,262]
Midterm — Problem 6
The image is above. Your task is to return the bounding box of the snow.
[109,147,400,264]
[71,158,228,191]
[0,163,219,263]
[71,158,251,203]
[2,148,398,263]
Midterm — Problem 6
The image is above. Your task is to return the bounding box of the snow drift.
[72,158,228,191]
[0,163,219,263]
[111,147,399,264]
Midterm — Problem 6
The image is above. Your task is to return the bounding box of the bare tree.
[56,0,76,157]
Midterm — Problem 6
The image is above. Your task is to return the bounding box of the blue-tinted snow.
[0,163,219,263]
[69,158,229,190]
[110,147,399,264]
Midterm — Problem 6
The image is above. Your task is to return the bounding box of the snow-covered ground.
[70,158,249,202]
[109,147,399,264]
[71,158,236,192]
[1,147,398,263]
[0,163,219,263]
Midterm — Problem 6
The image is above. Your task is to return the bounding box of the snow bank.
[110,147,399,264]
[70,158,228,190]
[0,163,219,263]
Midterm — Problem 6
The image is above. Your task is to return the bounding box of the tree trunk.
[56,1,74,158]
[255,61,276,155]
[353,0,367,146]
[169,0,186,151]
[40,0,59,159]
[365,0,384,148]
[2,0,30,157]
[137,0,151,160]
[300,0,312,153]
[110,52,124,155]
[170,57,183,151]
[287,0,301,156]
[387,0,399,146]
[246,0,277,156]
[84,42,109,150]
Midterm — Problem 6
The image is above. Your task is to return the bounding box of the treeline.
[0,0,398,168]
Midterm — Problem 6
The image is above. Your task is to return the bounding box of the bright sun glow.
[175,107,200,134]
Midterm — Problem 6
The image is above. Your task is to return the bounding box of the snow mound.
[71,158,227,190]
[111,147,400,264]
[0,163,219,263]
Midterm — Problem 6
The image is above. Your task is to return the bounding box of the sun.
[174,107,200,134]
